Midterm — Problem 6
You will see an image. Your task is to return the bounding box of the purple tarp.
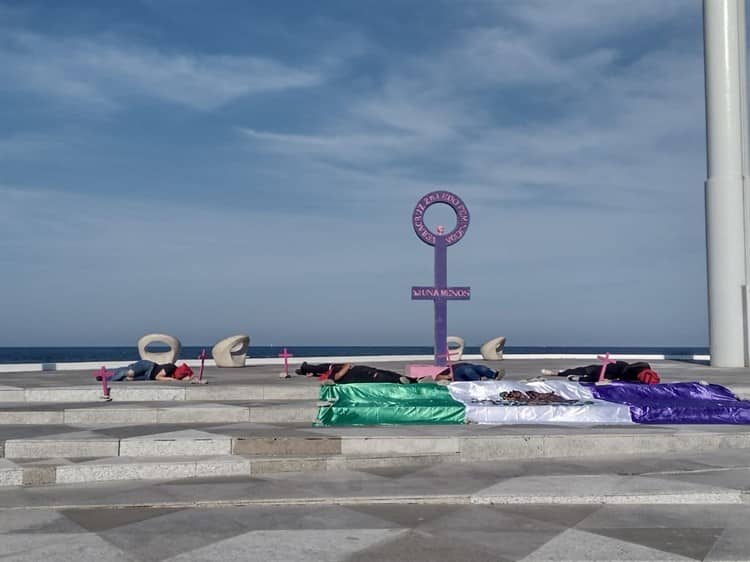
[588,381,750,424]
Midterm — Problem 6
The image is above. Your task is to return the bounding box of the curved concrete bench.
[447,336,465,362]
[212,334,250,368]
[480,336,507,360]
[137,334,181,364]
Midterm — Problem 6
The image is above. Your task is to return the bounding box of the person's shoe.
[540,368,557,376]
[494,369,506,380]
[418,377,435,384]
[399,376,413,385]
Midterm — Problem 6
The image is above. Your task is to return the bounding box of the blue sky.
[0,0,711,347]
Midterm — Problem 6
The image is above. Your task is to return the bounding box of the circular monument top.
[412,190,470,247]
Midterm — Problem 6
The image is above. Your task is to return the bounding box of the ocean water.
[0,346,710,364]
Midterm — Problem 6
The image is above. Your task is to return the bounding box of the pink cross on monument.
[597,352,616,383]
[278,348,293,378]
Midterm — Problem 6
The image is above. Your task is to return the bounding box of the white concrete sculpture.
[480,336,507,360]
[447,336,465,362]
[212,334,250,368]
[137,333,182,364]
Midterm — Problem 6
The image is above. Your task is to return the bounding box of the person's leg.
[334,366,405,384]
[468,363,498,379]
[128,360,157,381]
[109,367,132,381]
[557,364,600,382]
[298,362,343,376]
[452,363,480,381]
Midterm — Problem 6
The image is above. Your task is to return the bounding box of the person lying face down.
[541,361,660,384]
[295,362,409,384]
[433,362,505,382]
[101,360,193,382]
[296,361,504,384]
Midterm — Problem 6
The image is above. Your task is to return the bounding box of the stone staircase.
[3,361,750,488]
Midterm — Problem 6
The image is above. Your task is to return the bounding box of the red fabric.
[173,363,194,380]
[636,369,660,385]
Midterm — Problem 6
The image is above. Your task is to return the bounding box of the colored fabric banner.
[448,380,633,425]
[314,380,750,427]
[316,383,465,426]
[589,381,750,424]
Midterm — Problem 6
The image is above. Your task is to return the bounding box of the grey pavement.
[2,450,750,560]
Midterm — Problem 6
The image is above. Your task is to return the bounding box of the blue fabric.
[452,363,498,382]
[110,359,157,381]
[589,381,750,424]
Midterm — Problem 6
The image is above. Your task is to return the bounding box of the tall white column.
[703,0,748,367]
[738,0,750,364]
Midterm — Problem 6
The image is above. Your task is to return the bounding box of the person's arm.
[332,363,352,381]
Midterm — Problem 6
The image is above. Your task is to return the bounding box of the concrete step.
[4,424,750,468]
[4,452,453,486]
[0,382,320,403]
[0,400,320,425]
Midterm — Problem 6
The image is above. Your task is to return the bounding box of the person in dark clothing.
[542,361,660,384]
[295,362,408,384]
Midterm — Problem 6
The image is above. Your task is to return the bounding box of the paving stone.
[157,404,250,424]
[119,430,232,457]
[341,436,460,456]
[55,458,199,484]
[0,386,25,402]
[64,407,158,425]
[4,438,119,460]
[248,403,317,423]
[0,411,64,424]
[0,459,22,487]
[232,436,342,456]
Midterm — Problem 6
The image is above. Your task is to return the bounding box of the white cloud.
[0,31,322,111]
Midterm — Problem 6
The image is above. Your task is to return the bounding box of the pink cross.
[278,348,293,378]
[597,352,616,382]
[197,348,207,382]
[95,366,113,401]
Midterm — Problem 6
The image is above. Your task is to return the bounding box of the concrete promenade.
[2,357,750,560]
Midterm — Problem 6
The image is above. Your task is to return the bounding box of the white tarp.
[448,380,634,425]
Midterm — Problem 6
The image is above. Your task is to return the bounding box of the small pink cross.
[278,348,293,378]
[597,352,616,382]
[197,348,207,382]
[95,366,113,401]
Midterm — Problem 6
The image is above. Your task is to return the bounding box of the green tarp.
[316,383,466,426]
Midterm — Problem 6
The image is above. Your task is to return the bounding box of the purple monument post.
[411,191,470,366]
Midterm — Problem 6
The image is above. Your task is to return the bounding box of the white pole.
[737,0,750,365]
[703,0,747,367]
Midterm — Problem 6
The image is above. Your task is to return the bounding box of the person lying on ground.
[295,362,410,384]
[97,360,193,382]
[540,361,660,384]
[434,362,505,382]
[297,361,504,385]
